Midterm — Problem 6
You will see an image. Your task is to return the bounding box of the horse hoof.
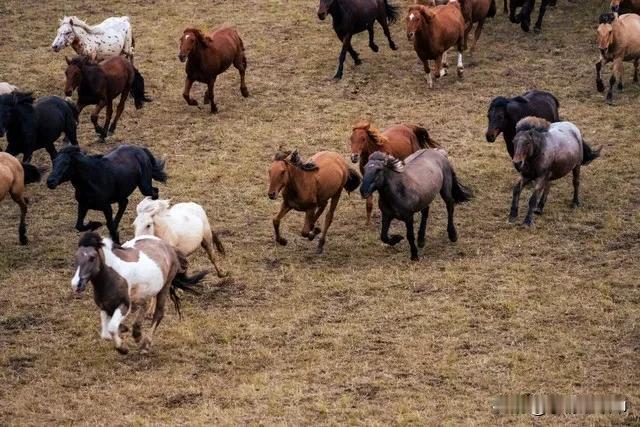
[618,83,623,91]
[119,324,129,333]
[116,346,129,355]
[370,44,379,53]
[354,58,363,66]
[596,81,605,92]
[457,68,464,78]
[332,73,343,80]
[217,270,229,278]
[388,235,403,246]
[87,221,103,231]
[534,26,542,34]
[508,215,518,224]
[411,255,419,261]
[316,245,324,255]
[417,239,425,248]
[448,232,458,243]
[241,87,249,98]
[522,220,534,228]
[276,238,287,246]
[389,42,398,50]
[571,201,581,209]
[533,208,543,215]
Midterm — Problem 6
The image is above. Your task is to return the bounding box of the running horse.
[52,16,134,62]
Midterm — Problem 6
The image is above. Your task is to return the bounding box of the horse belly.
[170,217,205,255]
[127,263,166,302]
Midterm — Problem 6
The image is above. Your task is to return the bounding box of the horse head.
[406,6,432,41]
[486,97,511,142]
[52,18,76,52]
[268,150,294,199]
[512,117,548,172]
[64,56,89,96]
[360,152,402,198]
[47,145,81,189]
[597,19,615,52]
[72,232,104,293]
[350,122,372,163]
[179,29,206,62]
[133,198,171,236]
[317,0,335,20]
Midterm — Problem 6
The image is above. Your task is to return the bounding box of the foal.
[509,117,600,227]
[267,150,361,254]
[179,27,249,114]
[72,232,207,354]
[0,153,41,245]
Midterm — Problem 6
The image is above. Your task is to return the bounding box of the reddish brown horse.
[64,55,150,141]
[267,150,360,254]
[349,121,439,224]
[179,27,249,114]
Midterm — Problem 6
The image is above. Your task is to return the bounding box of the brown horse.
[179,27,249,114]
[459,0,496,51]
[267,150,360,254]
[64,55,150,140]
[406,2,466,88]
[0,153,41,245]
[611,0,640,16]
[349,121,440,224]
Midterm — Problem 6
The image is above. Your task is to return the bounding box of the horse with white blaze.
[71,232,207,354]
[51,16,134,62]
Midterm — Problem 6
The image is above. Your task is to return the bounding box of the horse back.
[100,56,135,94]
[545,122,583,180]
[131,237,180,284]
[0,153,23,197]
[383,125,423,159]
[309,151,349,198]
[615,14,640,56]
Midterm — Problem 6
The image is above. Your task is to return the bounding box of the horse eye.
[88,255,95,262]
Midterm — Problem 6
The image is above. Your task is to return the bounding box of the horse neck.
[7,103,35,139]
[90,255,123,297]
[68,153,98,184]
[152,213,178,244]
[283,164,314,201]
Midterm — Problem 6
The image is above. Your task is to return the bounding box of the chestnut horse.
[0,153,41,245]
[267,150,360,254]
[179,27,249,114]
[64,55,150,140]
[350,121,440,224]
[406,2,466,88]
[459,0,497,51]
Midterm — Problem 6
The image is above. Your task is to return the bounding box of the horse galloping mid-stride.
[0,153,41,245]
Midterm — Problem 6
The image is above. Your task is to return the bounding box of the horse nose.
[268,191,277,200]
[513,160,523,172]
[318,11,327,20]
[350,154,359,163]
[64,89,72,97]
[407,32,414,41]
[178,54,186,62]
[485,131,496,143]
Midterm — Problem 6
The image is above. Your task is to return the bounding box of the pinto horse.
[0,92,78,163]
[509,117,600,227]
[268,150,360,254]
[0,153,41,245]
[47,144,167,243]
[179,27,249,114]
[350,121,440,224]
[52,16,134,62]
[406,2,466,88]
[508,0,556,33]
[360,150,472,260]
[64,55,150,140]
[72,232,206,354]
[317,0,399,79]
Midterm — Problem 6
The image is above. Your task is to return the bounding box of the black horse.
[485,90,560,158]
[508,0,556,33]
[46,144,167,243]
[317,0,399,79]
[0,92,78,163]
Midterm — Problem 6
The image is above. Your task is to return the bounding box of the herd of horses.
[0,0,631,354]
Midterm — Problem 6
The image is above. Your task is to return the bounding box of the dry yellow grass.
[0,0,639,424]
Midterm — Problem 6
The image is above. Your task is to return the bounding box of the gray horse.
[510,117,601,227]
[360,150,472,260]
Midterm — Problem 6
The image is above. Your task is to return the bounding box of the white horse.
[133,197,227,277]
[0,82,17,95]
[51,16,134,62]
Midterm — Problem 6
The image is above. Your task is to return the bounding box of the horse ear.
[289,150,300,163]
[420,7,435,21]
[65,56,71,65]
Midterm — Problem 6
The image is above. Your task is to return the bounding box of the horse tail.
[211,230,226,256]
[21,163,42,185]
[582,140,602,165]
[142,147,168,183]
[169,251,207,320]
[488,0,497,17]
[384,0,400,23]
[345,168,361,193]
[450,167,473,204]
[131,68,152,109]
[410,125,440,149]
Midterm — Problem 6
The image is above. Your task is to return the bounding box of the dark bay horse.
[509,117,600,227]
[0,92,77,163]
[360,150,472,260]
[268,150,360,254]
[350,121,439,224]
[72,232,206,354]
[485,90,560,158]
[317,0,399,79]
[611,0,640,16]
[179,27,249,114]
[64,55,150,140]
[508,0,556,33]
[0,153,41,245]
[47,144,167,243]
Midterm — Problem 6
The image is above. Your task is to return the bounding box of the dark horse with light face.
[485,90,559,158]
[509,117,600,227]
[361,150,472,260]
[317,0,399,79]
[508,0,556,33]
[47,144,167,243]
[0,92,77,163]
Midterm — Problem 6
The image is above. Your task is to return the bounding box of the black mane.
[78,231,103,248]
[0,91,34,107]
[488,96,511,110]
[599,12,615,24]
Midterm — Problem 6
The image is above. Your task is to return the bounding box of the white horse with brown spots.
[51,16,134,62]
[71,232,207,354]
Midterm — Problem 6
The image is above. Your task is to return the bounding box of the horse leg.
[571,166,581,208]
[233,53,250,98]
[417,206,429,248]
[102,204,120,244]
[367,24,379,52]
[102,100,113,138]
[112,199,129,233]
[141,290,166,354]
[130,303,145,344]
[634,58,639,83]
[403,216,419,261]
[463,24,472,51]
[76,203,102,231]
[523,178,546,227]
[534,182,551,214]
[595,55,607,93]
[334,34,353,79]
[108,89,129,135]
[381,213,403,246]
[504,0,509,13]
[470,20,485,52]
[365,195,374,225]
[509,177,526,222]
[100,310,112,340]
[534,0,548,33]
[107,303,130,354]
[207,77,218,114]
[520,0,534,32]
[379,14,397,50]
[202,239,226,278]
[301,208,315,239]
[311,201,328,237]
[434,55,446,80]
[456,40,465,78]
[11,193,28,245]
[606,58,623,104]
[273,202,291,245]
[316,194,340,254]
[90,100,107,139]
[423,60,434,89]
[182,77,198,106]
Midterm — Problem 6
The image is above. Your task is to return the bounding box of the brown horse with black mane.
[179,26,249,114]
[267,150,360,254]
[350,121,440,224]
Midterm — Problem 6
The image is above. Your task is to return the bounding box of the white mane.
[136,197,171,216]
[61,16,97,33]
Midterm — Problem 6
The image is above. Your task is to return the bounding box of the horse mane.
[136,197,170,216]
[0,91,34,107]
[183,28,212,44]
[599,12,616,24]
[62,16,92,32]
[68,55,95,67]
[489,96,511,109]
[370,151,405,172]
[516,116,551,133]
[353,121,389,147]
[78,231,104,248]
[272,150,318,171]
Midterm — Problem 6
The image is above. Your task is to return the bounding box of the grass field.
[1,0,639,424]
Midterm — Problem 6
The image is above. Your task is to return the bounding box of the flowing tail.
[408,124,440,149]
[170,251,208,319]
[487,0,497,17]
[142,147,168,182]
[582,141,601,165]
[384,0,399,23]
[211,230,226,256]
[132,68,152,109]
[345,168,361,192]
[22,163,42,185]
[451,168,473,204]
